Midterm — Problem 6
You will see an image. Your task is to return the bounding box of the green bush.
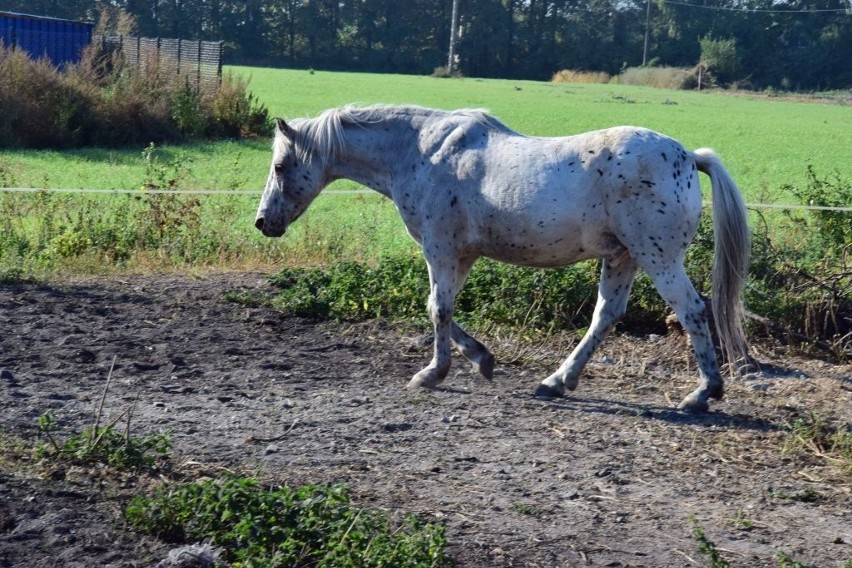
[126,476,452,567]
[743,168,851,355]
[270,256,429,321]
[267,254,657,333]
[782,166,851,257]
[209,72,271,138]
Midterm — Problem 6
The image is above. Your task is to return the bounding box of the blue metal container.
[0,11,93,68]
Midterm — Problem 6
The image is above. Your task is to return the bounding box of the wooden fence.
[94,35,222,92]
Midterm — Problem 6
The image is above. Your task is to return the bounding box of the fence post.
[196,40,202,92]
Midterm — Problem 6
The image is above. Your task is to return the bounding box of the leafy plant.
[774,551,809,568]
[36,411,171,471]
[126,476,452,567]
[782,166,852,257]
[689,517,732,568]
[35,359,171,471]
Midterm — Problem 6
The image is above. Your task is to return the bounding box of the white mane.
[282,104,510,164]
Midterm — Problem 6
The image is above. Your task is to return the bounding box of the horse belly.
[477,212,605,268]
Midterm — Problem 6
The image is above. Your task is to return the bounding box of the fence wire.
[1,187,849,212]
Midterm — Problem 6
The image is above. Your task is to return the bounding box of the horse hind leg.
[535,257,639,398]
[647,263,723,412]
[452,321,495,379]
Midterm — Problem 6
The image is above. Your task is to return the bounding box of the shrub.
[0,41,269,148]
[209,72,271,138]
[698,35,740,88]
[742,168,852,356]
[0,45,94,148]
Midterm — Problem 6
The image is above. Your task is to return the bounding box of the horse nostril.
[255,217,265,231]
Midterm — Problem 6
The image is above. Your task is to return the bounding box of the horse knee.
[427,296,452,326]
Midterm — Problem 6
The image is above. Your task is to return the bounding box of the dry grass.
[615,66,696,90]
[551,69,611,84]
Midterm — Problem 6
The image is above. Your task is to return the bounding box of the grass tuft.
[781,412,852,480]
[34,358,171,472]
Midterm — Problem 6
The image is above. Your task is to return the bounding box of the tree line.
[4,0,851,90]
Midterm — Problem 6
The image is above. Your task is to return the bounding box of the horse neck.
[325,118,417,198]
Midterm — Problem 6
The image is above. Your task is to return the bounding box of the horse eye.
[274,163,285,174]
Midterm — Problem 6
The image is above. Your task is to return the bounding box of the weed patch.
[690,517,733,568]
[36,411,171,472]
[551,69,611,84]
[781,412,852,480]
[126,476,452,567]
[616,66,696,90]
[34,359,171,472]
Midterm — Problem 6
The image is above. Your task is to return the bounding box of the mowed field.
[2,68,849,272]
[3,67,851,200]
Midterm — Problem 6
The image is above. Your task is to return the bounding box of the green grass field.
[1,67,849,275]
[2,67,850,200]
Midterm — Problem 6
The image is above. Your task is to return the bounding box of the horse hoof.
[407,376,434,389]
[709,384,725,401]
[407,368,445,389]
[476,353,495,380]
[533,383,564,400]
[677,397,710,413]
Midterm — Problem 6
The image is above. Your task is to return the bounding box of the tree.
[698,34,740,89]
[4,0,849,89]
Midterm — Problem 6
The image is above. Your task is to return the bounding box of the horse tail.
[694,148,750,371]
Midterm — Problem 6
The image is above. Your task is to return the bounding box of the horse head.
[254,117,326,237]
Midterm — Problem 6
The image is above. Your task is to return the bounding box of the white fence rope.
[1,187,850,212]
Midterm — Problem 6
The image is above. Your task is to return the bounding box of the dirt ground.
[0,272,849,567]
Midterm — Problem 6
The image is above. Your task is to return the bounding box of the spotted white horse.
[255,104,750,412]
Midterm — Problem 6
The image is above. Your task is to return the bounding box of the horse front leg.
[452,321,495,380]
[407,253,458,389]
[409,252,493,387]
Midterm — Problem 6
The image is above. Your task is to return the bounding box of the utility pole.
[642,0,651,66]
[448,0,460,75]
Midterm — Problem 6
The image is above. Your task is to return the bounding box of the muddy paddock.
[0,273,850,567]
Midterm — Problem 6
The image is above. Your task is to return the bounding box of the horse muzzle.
[254,215,286,238]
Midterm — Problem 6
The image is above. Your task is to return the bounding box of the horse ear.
[275,117,295,138]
